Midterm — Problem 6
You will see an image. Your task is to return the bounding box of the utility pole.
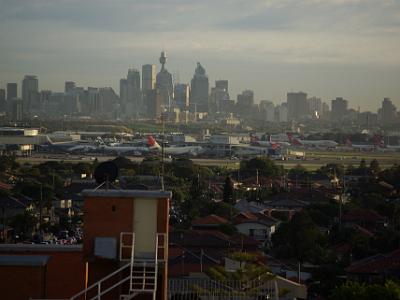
[161,111,165,191]
[39,183,43,239]
[339,175,346,231]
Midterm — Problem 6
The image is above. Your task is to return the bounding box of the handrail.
[70,262,132,300]
[120,232,135,261]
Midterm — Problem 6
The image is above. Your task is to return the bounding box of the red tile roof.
[0,181,12,191]
[347,248,400,274]
[192,214,229,226]
[343,209,385,223]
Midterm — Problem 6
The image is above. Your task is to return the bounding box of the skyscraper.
[331,97,348,121]
[215,80,228,92]
[22,75,39,113]
[6,83,17,100]
[126,68,142,118]
[259,100,275,122]
[236,90,254,117]
[287,92,308,120]
[119,78,128,113]
[65,81,76,94]
[210,80,230,113]
[190,62,209,113]
[380,98,397,125]
[156,51,173,112]
[142,64,156,92]
[308,97,322,119]
[0,89,5,112]
[174,84,190,110]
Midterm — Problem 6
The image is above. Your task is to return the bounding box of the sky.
[0,0,400,111]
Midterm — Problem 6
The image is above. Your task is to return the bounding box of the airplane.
[343,136,385,151]
[287,133,338,148]
[250,135,291,148]
[232,144,281,157]
[148,136,205,156]
[97,136,159,155]
[41,136,98,153]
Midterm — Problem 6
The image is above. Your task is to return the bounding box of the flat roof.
[0,244,82,252]
[0,255,50,266]
[82,189,172,199]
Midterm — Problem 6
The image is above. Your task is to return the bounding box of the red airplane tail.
[372,135,385,148]
[147,135,161,149]
[287,133,302,146]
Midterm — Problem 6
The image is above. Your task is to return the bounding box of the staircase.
[31,232,167,300]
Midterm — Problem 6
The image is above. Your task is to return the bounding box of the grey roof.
[82,189,172,199]
[0,255,50,266]
[0,244,82,252]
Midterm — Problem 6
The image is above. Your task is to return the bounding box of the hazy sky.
[1,0,400,111]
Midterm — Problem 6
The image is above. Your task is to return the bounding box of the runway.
[17,151,400,171]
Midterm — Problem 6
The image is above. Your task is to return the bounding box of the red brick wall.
[0,265,45,300]
[0,250,85,300]
[83,196,134,258]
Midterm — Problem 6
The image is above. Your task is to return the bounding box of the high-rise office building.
[7,83,17,100]
[215,80,228,92]
[190,62,209,112]
[142,64,156,91]
[236,90,254,117]
[156,51,173,113]
[126,68,142,118]
[0,89,5,112]
[275,103,288,122]
[287,92,308,120]
[359,111,378,128]
[119,78,128,112]
[331,97,348,121]
[22,75,39,113]
[259,100,275,122]
[381,98,397,125]
[210,80,230,114]
[10,99,23,121]
[65,81,76,94]
[174,84,190,110]
[308,97,322,119]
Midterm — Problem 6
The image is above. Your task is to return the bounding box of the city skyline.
[1,0,400,110]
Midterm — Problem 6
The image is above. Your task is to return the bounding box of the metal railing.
[168,278,279,300]
[32,232,166,300]
[120,232,135,262]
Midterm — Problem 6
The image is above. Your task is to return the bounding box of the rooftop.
[82,189,172,199]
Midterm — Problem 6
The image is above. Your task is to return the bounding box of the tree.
[288,164,310,181]
[272,211,326,263]
[223,176,234,204]
[369,159,381,176]
[240,157,283,178]
[330,281,400,300]
[357,159,368,175]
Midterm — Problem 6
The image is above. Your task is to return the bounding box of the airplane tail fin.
[271,142,280,150]
[147,135,161,149]
[373,135,385,148]
[250,135,259,145]
[287,133,302,146]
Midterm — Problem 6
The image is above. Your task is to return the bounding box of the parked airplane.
[250,136,290,148]
[287,133,338,148]
[97,136,159,155]
[233,144,281,157]
[41,137,98,153]
[343,136,385,151]
[149,136,205,156]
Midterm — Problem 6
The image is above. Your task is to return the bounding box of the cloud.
[1,0,400,110]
